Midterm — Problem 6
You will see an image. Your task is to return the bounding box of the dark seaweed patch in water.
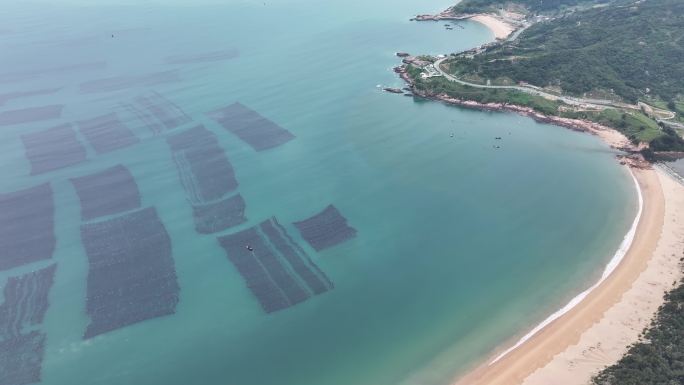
[0,331,46,385]
[293,205,357,251]
[79,71,179,94]
[77,113,139,154]
[0,61,106,84]
[218,219,333,313]
[21,124,87,175]
[0,105,63,126]
[193,194,246,234]
[207,102,295,151]
[80,207,179,339]
[0,184,55,271]
[218,228,291,313]
[0,265,57,340]
[133,92,191,131]
[70,165,141,221]
[164,48,239,64]
[167,126,238,202]
[126,92,191,134]
[0,88,61,107]
[260,218,333,294]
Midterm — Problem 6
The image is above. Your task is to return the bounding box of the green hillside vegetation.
[592,277,684,385]
[408,67,673,146]
[447,0,684,104]
[408,0,684,151]
[454,0,600,13]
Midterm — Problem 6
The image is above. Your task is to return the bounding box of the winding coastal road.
[432,58,629,109]
[433,58,681,129]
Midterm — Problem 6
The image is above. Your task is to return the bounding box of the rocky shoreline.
[411,9,467,21]
[396,66,651,168]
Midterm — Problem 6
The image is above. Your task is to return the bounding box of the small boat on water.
[383,87,404,94]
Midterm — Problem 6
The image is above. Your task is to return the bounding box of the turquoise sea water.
[0,1,637,385]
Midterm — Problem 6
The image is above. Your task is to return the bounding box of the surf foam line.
[489,168,643,365]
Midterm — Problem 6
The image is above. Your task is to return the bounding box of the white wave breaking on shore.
[489,168,644,365]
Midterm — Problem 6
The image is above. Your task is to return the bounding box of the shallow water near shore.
[0,1,636,385]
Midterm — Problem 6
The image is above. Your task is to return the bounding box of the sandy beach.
[469,14,515,39]
[451,166,684,385]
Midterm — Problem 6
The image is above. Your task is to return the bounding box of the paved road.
[430,59,681,131]
[432,58,636,110]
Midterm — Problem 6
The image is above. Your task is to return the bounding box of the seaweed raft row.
[167,125,246,234]
[80,207,180,339]
[126,91,191,134]
[207,102,295,152]
[0,88,60,107]
[294,204,357,251]
[0,105,63,126]
[70,165,142,221]
[77,113,139,154]
[21,123,87,175]
[218,218,333,313]
[192,195,246,235]
[0,183,56,271]
[0,265,57,385]
[79,71,179,94]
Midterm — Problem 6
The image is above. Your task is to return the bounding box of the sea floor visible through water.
[0,1,636,385]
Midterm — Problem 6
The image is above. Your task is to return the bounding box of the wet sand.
[452,166,683,385]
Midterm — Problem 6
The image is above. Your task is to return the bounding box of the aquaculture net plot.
[218,218,333,314]
[0,61,106,84]
[80,207,180,339]
[207,102,295,152]
[0,264,57,339]
[79,71,179,94]
[21,123,87,175]
[0,183,56,271]
[127,91,191,134]
[293,204,357,252]
[0,88,60,107]
[70,165,142,221]
[261,218,333,295]
[0,264,57,385]
[167,125,239,203]
[0,105,63,126]
[77,113,139,154]
[168,125,246,233]
[0,331,46,385]
[192,194,246,234]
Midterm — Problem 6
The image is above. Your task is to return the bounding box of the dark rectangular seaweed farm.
[218,218,332,313]
[167,125,238,203]
[77,113,139,154]
[21,124,87,175]
[0,61,106,84]
[71,165,142,221]
[0,183,55,271]
[133,92,191,131]
[0,265,57,385]
[0,331,46,385]
[79,71,179,94]
[0,88,61,107]
[0,105,63,126]
[0,264,57,339]
[192,194,246,234]
[80,207,179,339]
[207,103,295,151]
[261,218,333,295]
[293,204,357,252]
